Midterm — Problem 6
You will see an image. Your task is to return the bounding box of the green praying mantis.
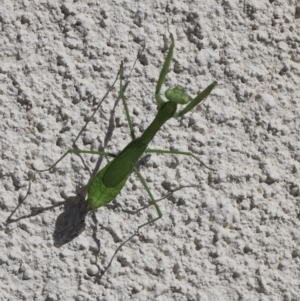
[36,27,217,272]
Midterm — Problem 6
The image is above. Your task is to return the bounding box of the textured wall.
[1,0,300,300]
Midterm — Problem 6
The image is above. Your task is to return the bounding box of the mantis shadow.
[52,194,87,247]
[5,180,88,247]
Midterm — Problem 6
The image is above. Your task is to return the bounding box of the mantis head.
[165,86,191,104]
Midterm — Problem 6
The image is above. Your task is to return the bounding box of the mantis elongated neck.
[140,101,177,145]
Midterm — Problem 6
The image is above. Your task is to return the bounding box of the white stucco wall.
[1,1,300,300]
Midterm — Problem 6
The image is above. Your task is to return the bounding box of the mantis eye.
[165,86,191,104]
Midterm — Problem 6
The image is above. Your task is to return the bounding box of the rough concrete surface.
[1,0,300,300]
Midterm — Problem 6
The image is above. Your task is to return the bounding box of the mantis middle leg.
[145,149,215,171]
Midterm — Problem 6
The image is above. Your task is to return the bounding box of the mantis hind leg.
[99,166,162,276]
[36,149,116,172]
[19,149,116,220]
[133,167,162,231]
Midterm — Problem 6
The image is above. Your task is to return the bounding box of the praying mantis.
[37,27,217,272]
